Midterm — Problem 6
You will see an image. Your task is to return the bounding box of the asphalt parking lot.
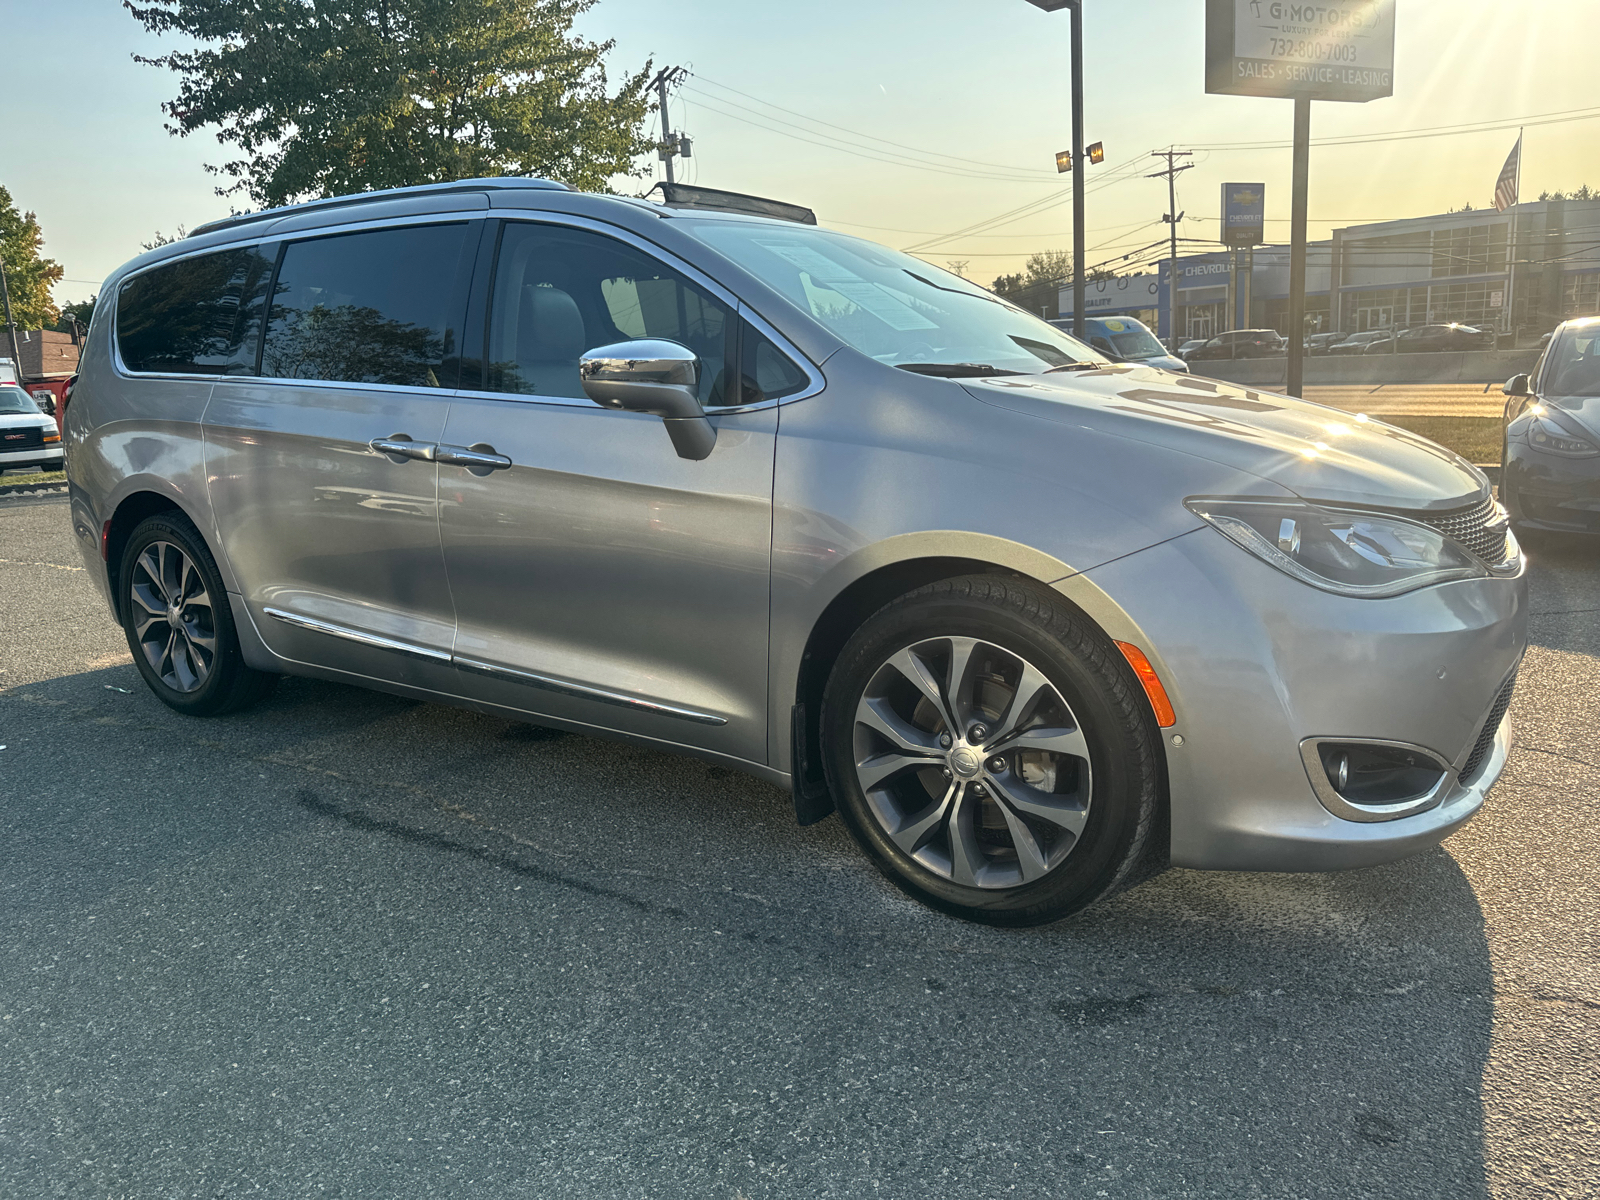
[1,492,1596,1199]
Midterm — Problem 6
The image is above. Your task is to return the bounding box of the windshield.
[1545,325,1600,397]
[0,385,41,415]
[685,219,1104,374]
[1092,318,1165,359]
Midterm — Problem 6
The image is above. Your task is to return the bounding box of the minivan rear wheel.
[820,576,1163,926]
[118,513,276,716]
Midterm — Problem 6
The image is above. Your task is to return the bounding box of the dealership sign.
[1222,183,1266,246]
[1206,0,1395,103]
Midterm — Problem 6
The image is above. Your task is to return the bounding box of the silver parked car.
[66,178,1527,926]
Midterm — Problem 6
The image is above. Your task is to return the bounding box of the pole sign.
[1206,0,1395,103]
[1221,183,1265,245]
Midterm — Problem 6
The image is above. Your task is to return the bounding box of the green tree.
[1538,184,1596,201]
[989,250,1113,315]
[54,295,96,334]
[0,186,63,330]
[125,0,656,208]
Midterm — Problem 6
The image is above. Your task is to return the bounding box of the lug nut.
[969,723,989,742]
[941,767,952,779]
[973,784,987,796]
[988,757,1006,773]
[938,732,953,749]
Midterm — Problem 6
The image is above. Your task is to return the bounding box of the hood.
[1544,391,1600,437]
[964,364,1487,513]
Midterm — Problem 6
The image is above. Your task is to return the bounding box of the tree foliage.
[0,186,64,330]
[990,249,1114,313]
[1538,184,1596,201]
[124,0,656,208]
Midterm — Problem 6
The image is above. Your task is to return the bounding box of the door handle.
[436,442,512,472]
[370,435,438,463]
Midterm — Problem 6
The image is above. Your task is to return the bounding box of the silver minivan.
[66,178,1527,925]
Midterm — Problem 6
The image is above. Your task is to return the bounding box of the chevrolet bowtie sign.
[1206,0,1396,103]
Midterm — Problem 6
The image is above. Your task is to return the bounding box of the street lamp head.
[1023,0,1077,9]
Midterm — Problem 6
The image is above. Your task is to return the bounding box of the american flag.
[1493,136,1521,212]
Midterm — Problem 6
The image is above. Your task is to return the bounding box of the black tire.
[820,575,1164,927]
[118,512,276,717]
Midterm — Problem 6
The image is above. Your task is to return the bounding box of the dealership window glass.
[684,220,1101,374]
[261,224,468,388]
[487,222,734,405]
[117,246,273,375]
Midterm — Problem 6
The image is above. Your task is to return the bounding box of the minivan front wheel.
[820,576,1163,926]
[118,513,275,716]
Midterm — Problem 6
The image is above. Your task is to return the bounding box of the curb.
[0,480,68,498]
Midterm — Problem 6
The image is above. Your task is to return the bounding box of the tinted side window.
[486,222,733,405]
[117,246,273,375]
[262,224,469,388]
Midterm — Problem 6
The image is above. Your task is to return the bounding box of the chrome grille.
[1460,672,1516,783]
[1414,496,1510,565]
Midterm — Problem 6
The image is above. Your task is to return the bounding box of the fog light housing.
[1299,738,1452,822]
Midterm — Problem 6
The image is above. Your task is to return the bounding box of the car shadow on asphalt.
[3,659,1499,1197]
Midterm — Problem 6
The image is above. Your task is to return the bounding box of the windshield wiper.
[894,362,1027,378]
[1043,361,1104,373]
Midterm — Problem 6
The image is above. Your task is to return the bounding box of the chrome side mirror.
[1502,373,1532,397]
[579,339,716,460]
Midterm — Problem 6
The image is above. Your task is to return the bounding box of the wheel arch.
[787,546,1115,824]
[102,487,211,624]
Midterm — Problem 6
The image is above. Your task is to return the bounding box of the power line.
[901,157,1152,252]
[684,93,1057,184]
[1192,104,1600,152]
[687,72,1049,177]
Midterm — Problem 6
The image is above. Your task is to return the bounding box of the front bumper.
[0,444,64,471]
[1069,526,1527,872]
[1503,441,1600,535]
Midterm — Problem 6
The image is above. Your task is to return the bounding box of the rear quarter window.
[117,246,275,375]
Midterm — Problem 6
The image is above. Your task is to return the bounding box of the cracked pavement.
[1,494,1596,1198]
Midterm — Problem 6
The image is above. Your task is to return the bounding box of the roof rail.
[187,177,573,240]
[649,182,816,225]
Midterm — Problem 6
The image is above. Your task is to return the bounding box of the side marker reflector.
[101,519,112,561]
[1115,641,1177,728]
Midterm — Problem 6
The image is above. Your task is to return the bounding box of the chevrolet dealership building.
[1061,197,1600,344]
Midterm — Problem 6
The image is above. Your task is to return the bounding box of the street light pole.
[1027,0,1086,337]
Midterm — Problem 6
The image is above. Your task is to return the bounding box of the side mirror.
[579,339,716,461]
[1502,373,1532,397]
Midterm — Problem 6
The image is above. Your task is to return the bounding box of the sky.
[4,0,1598,307]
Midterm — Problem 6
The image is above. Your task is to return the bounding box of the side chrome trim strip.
[262,607,453,663]
[263,608,728,726]
[453,656,728,726]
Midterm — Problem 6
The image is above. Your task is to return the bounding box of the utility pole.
[1286,99,1310,397]
[651,66,690,186]
[945,261,969,279]
[0,256,22,380]
[1024,0,1088,338]
[1149,148,1193,347]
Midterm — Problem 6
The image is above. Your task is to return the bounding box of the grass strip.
[1375,415,1502,465]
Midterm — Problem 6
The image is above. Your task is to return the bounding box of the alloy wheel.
[128,540,217,694]
[852,636,1093,890]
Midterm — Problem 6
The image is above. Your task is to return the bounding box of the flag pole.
[1504,128,1523,345]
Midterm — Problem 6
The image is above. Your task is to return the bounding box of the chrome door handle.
[370,435,437,462]
[436,443,512,471]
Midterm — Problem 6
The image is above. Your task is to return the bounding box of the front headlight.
[1526,412,1600,457]
[1185,498,1487,598]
